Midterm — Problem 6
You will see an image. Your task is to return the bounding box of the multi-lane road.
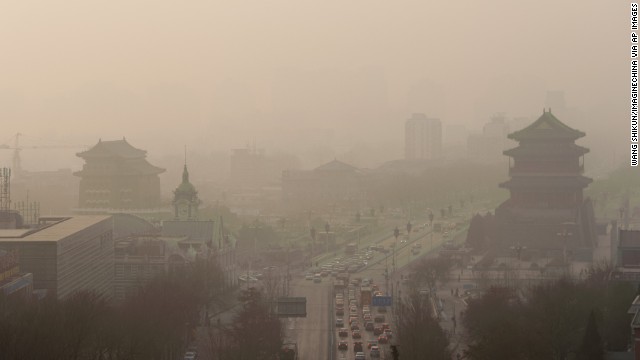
[284,223,454,360]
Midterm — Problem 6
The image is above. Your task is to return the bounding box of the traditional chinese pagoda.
[74,138,165,210]
[494,109,597,255]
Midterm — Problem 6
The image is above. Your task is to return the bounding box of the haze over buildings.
[0,1,629,177]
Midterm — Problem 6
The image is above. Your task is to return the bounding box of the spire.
[182,163,189,183]
[182,145,189,183]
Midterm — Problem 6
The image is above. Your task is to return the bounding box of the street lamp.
[325,222,331,254]
[557,222,575,266]
[428,211,434,250]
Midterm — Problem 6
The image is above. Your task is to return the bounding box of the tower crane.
[0,133,89,177]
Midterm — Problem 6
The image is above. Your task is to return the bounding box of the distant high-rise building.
[404,113,442,160]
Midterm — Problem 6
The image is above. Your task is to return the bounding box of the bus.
[346,243,357,255]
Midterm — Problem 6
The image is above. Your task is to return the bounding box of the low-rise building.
[0,215,113,300]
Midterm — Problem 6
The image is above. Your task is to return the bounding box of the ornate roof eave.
[503,144,590,157]
[508,110,585,142]
[499,175,593,190]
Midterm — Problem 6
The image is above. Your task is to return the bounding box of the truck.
[360,286,372,307]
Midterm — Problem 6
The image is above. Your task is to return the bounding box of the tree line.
[0,259,224,360]
[462,266,636,360]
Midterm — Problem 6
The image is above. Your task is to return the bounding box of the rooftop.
[508,110,585,142]
[77,138,147,159]
[0,216,111,242]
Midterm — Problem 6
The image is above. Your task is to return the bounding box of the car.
[183,351,197,360]
[384,329,392,338]
[353,342,364,353]
[355,352,366,360]
[350,323,360,331]
[305,274,313,280]
[374,314,385,323]
[381,323,390,330]
[378,335,388,344]
[367,339,378,349]
[363,314,372,322]
[370,345,381,358]
[338,340,348,351]
[336,318,344,327]
[338,328,349,337]
[364,321,375,331]
[373,326,383,335]
[352,330,362,339]
[336,308,344,316]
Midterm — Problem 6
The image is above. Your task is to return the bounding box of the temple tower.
[495,110,596,255]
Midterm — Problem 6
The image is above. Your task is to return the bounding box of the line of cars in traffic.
[335,281,393,359]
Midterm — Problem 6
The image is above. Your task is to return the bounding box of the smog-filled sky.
[0,1,628,171]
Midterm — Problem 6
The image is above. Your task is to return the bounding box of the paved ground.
[286,277,332,360]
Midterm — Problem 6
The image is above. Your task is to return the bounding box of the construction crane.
[0,133,89,176]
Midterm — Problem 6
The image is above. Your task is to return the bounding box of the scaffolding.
[14,200,40,227]
[0,168,10,211]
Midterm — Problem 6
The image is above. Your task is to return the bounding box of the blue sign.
[371,295,392,307]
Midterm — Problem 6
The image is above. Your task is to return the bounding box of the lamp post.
[429,211,434,250]
[393,226,400,273]
[557,222,575,268]
[325,222,330,254]
[310,226,316,258]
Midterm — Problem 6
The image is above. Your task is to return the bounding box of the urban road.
[285,222,457,360]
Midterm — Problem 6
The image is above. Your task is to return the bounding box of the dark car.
[336,308,344,316]
[378,335,389,344]
[350,323,360,331]
[352,330,362,339]
[338,328,349,337]
[374,314,385,323]
[373,326,383,335]
[365,322,375,331]
[353,341,364,353]
[338,340,348,351]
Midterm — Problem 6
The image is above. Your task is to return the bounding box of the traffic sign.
[371,295,392,307]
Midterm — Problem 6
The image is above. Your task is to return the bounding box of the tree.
[463,286,526,360]
[577,311,604,360]
[397,292,451,359]
[466,214,485,250]
[224,287,283,360]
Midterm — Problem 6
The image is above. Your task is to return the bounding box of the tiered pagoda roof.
[77,138,147,159]
[508,110,585,142]
[74,138,165,176]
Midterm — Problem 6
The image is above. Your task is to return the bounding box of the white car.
[336,318,344,327]
[355,352,366,360]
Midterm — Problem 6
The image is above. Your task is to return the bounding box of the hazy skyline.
[0,1,629,173]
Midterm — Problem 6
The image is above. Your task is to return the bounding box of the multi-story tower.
[404,113,442,160]
[75,138,165,210]
[495,110,596,252]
